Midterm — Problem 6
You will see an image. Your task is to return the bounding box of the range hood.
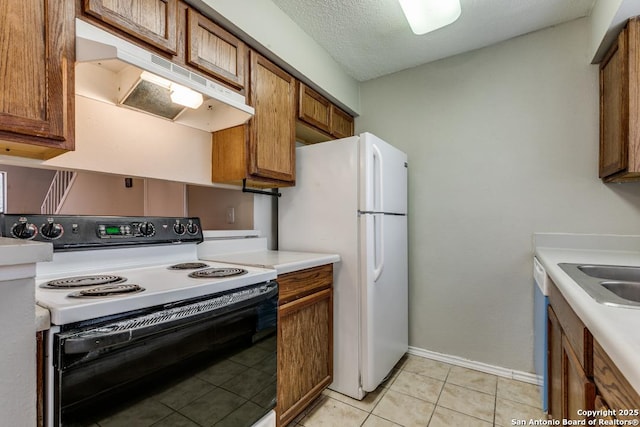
[75,19,254,132]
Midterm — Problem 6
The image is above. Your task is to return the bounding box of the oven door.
[50,281,278,426]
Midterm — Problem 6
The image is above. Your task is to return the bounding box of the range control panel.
[0,215,203,251]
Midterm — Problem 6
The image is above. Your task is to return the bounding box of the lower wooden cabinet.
[562,334,595,420]
[547,306,563,419]
[593,339,640,422]
[276,264,333,427]
[548,278,640,423]
[548,284,595,422]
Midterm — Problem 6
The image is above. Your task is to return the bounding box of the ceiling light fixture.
[398,0,461,35]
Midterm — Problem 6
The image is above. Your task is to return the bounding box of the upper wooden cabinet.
[83,0,178,55]
[185,8,246,91]
[297,82,354,143]
[0,0,75,159]
[212,51,296,187]
[298,83,332,134]
[599,17,640,182]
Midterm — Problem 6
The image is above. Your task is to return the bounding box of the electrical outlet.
[226,207,235,224]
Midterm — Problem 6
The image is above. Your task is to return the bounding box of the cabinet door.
[331,105,355,138]
[298,83,331,134]
[186,8,246,91]
[83,0,178,54]
[547,306,563,420]
[0,0,75,159]
[277,288,333,426]
[599,28,628,178]
[248,52,296,183]
[562,335,595,421]
[594,339,640,421]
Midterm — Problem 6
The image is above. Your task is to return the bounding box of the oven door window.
[54,282,277,426]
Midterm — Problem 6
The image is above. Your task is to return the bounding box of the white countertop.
[0,237,52,267]
[35,305,50,332]
[199,250,340,275]
[534,233,640,395]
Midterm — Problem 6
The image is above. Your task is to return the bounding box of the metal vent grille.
[104,284,272,332]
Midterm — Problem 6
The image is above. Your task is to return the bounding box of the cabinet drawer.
[593,340,640,421]
[549,280,592,374]
[278,264,333,304]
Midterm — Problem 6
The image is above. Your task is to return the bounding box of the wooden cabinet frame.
[186,8,246,91]
[297,82,354,143]
[599,17,640,182]
[83,0,178,54]
[0,0,75,159]
[276,264,334,427]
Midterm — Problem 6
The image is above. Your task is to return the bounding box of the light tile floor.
[292,354,545,427]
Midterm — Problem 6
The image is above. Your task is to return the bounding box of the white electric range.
[1,214,278,427]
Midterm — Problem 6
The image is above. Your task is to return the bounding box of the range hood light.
[398,0,461,35]
[139,70,203,109]
[170,85,204,109]
[139,71,172,89]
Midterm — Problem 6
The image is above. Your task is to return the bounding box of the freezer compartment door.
[359,133,407,215]
[360,213,408,392]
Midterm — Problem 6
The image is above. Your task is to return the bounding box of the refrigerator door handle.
[371,143,383,212]
[373,214,384,282]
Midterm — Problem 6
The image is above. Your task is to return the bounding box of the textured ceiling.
[271,0,597,81]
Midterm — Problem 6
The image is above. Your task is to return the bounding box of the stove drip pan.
[188,268,248,279]
[168,262,209,270]
[41,275,127,289]
[69,284,145,298]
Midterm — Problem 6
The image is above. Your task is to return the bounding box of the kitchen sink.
[601,281,640,303]
[558,263,640,309]
[577,264,640,282]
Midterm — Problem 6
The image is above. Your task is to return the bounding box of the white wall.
[356,17,640,373]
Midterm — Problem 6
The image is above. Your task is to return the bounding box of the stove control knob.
[138,222,156,237]
[41,220,63,240]
[11,221,38,240]
[186,222,199,235]
[173,222,186,235]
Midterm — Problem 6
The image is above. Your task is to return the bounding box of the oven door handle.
[61,280,278,355]
[64,329,133,354]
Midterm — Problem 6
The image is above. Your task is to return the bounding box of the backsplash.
[0,164,253,230]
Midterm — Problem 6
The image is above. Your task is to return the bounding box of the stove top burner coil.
[188,267,248,279]
[41,275,128,289]
[168,262,209,270]
[68,284,145,298]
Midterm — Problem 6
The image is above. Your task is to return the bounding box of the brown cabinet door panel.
[277,288,333,426]
[0,0,75,157]
[298,83,331,133]
[83,0,178,54]
[600,29,628,178]
[562,335,595,421]
[547,306,563,420]
[186,8,245,91]
[331,105,355,139]
[248,52,296,182]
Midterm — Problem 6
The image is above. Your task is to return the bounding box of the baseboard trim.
[407,346,543,386]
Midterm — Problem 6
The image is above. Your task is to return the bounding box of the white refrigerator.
[279,132,408,400]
